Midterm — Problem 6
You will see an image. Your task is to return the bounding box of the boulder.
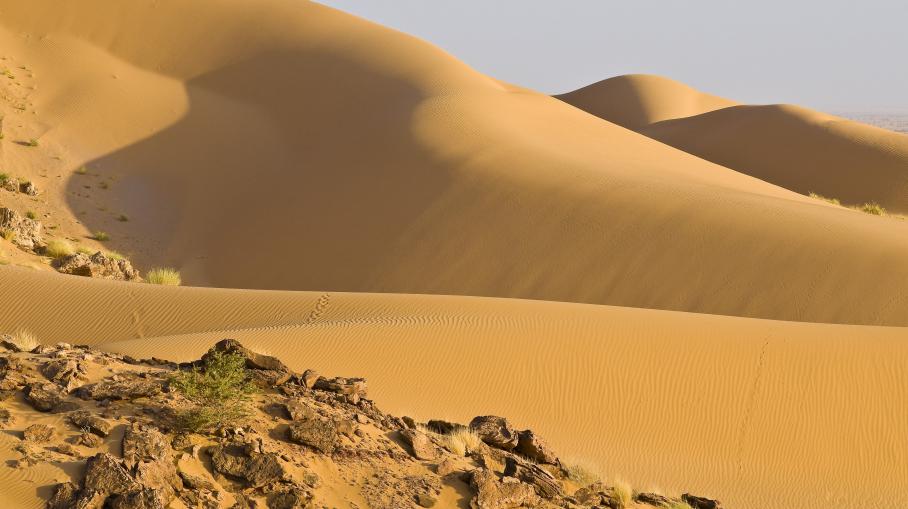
[23,423,54,442]
[573,483,624,509]
[83,453,139,495]
[469,416,519,451]
[400,428,440,461]
[209,440,288,488]
[69,410,113,437]
[41,358,86,391]
[53,252,140,281]
[108,488,168,509]
[19,181,38,196]
[0,176,18,193]
[469,468,539,509]
[245,453,289,488]
[47,482,80,509]
[282,399,316,421]
[636,492,673,507]
[300,369,320,389]
[0,207,42,251]
[312,376,367,404]
[287,418,338,454]
[25,382,64,411]
[202,339,289,372]
[268,486,312,509]
[682,494,723,509]
[122,424,182,501]
[77,376,161,400]
[515,430,558,465]
[503,457,562,499]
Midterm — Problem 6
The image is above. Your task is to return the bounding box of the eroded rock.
[83,453,139,495]
[25,382,64,411]
[0,207,42,251]
[69,410,113,437]
[515,429,558,465]
[469,416,519,451]
[77,375,161,400]
[203,339,289,372]
[53,252,140,281]
[287,418,338,454]
[469,468,538,509]
[401,428,440,461]
[23,423,54,442]
[682,493,723,509]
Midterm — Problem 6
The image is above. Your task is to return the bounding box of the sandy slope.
[558,75,908,215]
[1,0,908,324]
[1,265,908,509]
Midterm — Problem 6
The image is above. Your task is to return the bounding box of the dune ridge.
[559,75,908,215]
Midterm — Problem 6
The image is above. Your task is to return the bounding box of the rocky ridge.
[0,338,724,509]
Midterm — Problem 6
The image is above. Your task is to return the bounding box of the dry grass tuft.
[92,231,110,241]
[437,427,483,456]
[44,239,74,259]
[6,329,39,352]
[613,478,633,507]
[147,267,182,286]
[857,202,886,216]
[808,192,840,206]
[562,459,601,486]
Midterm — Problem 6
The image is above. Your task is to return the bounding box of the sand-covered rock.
[53,252,141,281]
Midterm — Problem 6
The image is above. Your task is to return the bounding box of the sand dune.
[1,266,908,509]
[559,75,908,215]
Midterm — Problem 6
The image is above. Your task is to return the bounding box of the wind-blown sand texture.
[0,1,907,508]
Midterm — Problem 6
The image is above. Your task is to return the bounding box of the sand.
[558,75,908,215]
[0,1,906,508]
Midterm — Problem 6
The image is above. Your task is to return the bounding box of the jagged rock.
[300,369,320,389]
[19,181,38,196]
[282,399,316,421]
[573,483,624,509]
[203,339,289,372]
[209,442,250,479]
[312,376,367,404]
[47,482,80,509]
[515,429,558,465]
[122,424,182,502]
[427,419,464,435]
[287,418,338,453]
[178,469,218,491]
[25,382,64,411]
[0,176,18,193]
[636,492,673,507]
[83,453,139,495]
[503,457,562,499]
[469,468,539,509]
[70,432,104,447]
[42,358,86,391]
[69,410,113,437]
[268,487,312,509]
[682,494,723,509]
[245,453,288,488]
[209,440,289,488]
[401,428,440,461]
[437,457,463,477]
[23,423,54,442]
[0,207,43,250]
[53,252,141,281]
[109,488,168,509]
[469,416,519,451]
[77,376,161,400]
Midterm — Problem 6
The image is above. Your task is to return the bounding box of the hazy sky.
[318,0,908,113]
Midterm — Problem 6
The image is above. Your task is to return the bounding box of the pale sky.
[318,0,908,114]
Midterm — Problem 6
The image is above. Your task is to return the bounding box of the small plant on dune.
[613,479,633,508]
[92,231,110,241]
[105,250,125,261]
[44,239,74,259]
[25,138,39,147]
[147,267,181,286]
[0,173,9,185]
[562,459,601,487]
[169,350,257,432]
[75,166,88,175]
[857,201,886,216]
[76,245,95,255]
[808,192,841,206]
[6,329,39,352]
[116,214,129,222]
[1,230,15,242]
[25,210,36,220]
[437,427,483,456]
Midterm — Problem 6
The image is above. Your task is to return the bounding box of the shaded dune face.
[559,76,908,215]
[2,1,894,325]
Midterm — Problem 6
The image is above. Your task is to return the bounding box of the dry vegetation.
[147,267,182,286]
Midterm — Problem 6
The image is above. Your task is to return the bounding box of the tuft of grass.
[169,349,257,432]
[612,479,633,508]
[92,231,110,241]
[563,459,601,487]
[75,166,88,175]
[25,138,39,147]
[25,210,37,220]
[76,246,95,255]
[44,239,74,259]
[437,427,483,457]
[116,214,129,222]
[808,192,840,206]
[105,250,125,261]
[6,329,39,352]
[147,267,181,286]
[857,202,886,216]
[1,230,15,242]
[0,172,9,184]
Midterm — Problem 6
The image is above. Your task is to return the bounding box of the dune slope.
[0,1,907,325]
[1,266,908,509]
[558,75,908,215]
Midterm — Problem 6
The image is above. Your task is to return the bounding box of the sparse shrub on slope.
[169,350,257,432]
[44,239,74,259]
[147,267,181,286]
[858,202,886,216]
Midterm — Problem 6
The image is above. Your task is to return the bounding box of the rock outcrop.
[53,252,141,281]
[0,207,43,251]
[470,415,520,451]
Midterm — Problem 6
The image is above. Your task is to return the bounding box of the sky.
[318,0,908,114]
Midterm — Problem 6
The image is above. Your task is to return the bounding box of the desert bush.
[75,166,88,175]
[808,192,840,206]
[25,210,36,220]
[147,267,181,286]
[169,350,257,432]
[105,250,125,260]
[437,427,483,456]
[116,214,129,222]
[92,231,110,241]
[613,479,633,507]
[562,459,601,486]
[76,246,95,255]
[26,138,38,147]
[0,173,9,184]
[857,202,886,216]
[6,329,39,352]
[44,239,74,259]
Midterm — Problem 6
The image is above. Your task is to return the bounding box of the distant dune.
[1,1,907,508]
[559,75,908,215]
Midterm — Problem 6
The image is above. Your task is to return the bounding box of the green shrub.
[147,267,181,286]
[858,202,886,216]
[169,350,257,432]
[92,231,110,241]
[0,173,9,184]
[25,210,36,220]
[106,250,125,261]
